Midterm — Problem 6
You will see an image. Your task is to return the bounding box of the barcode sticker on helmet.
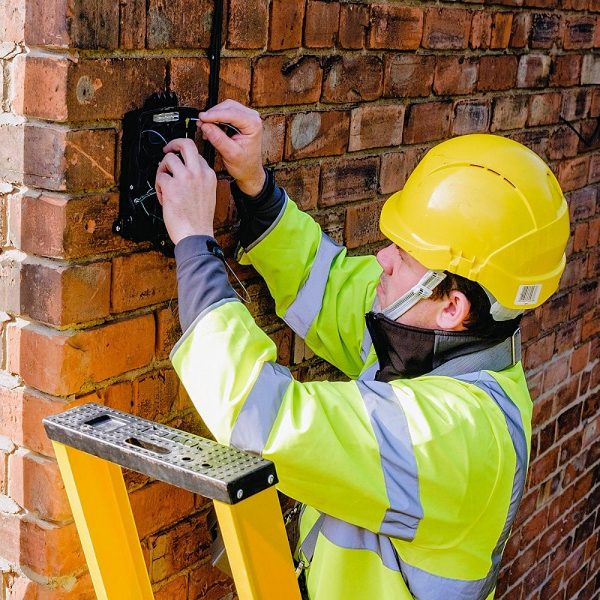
[515,284,542,306]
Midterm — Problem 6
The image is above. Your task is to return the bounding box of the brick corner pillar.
[0,1,236,598]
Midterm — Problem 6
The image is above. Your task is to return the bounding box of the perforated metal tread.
[43,403,277,504]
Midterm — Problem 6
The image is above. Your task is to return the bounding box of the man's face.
[375,243,439,329]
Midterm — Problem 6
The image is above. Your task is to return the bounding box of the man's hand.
[199,100,266,197]
[155,138,217,245]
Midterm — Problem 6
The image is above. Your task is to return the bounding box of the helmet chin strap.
[381,270,447,322]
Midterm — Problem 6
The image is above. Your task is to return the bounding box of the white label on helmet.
[515,284,542,306]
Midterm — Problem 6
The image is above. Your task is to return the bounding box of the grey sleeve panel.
[174,235,237,332]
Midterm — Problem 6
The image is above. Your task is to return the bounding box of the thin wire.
[141,129,169,146]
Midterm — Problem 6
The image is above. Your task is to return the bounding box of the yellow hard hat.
[380,134,570,314]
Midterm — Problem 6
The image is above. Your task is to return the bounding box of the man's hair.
[430,272,495,331]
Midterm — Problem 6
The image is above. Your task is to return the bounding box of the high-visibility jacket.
[171,196,533,600]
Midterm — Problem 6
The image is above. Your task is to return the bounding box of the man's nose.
[376,244,394,274]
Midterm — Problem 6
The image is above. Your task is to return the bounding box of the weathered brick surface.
[252,55,322,107]
[349,104,404,151]
[322,56,383,104]
[1,1,598,598]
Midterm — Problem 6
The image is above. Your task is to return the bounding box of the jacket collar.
[365,312,521,383]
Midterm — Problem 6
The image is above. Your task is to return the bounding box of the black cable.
[559,116,600,147]
[204,0,225,168]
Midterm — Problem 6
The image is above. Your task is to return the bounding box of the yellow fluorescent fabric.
[240,198,382,379]
[171,196,534,600]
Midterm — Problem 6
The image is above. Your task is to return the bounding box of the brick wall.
[0,1,598,598]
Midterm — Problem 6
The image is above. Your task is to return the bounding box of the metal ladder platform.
[44,403,301,600]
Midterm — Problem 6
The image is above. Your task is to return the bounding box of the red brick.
[558,156,590,192]
[111,252,176,313]
[6,573,95,599]
[563,15,596,50]
[11,191,133,260]
[383,54,435,99]
[20,259,111,326]
[541,293,570,330]
[478,55,518,91]
[491,12,514,48]
[561,88,592,121]
[274,164,320,211]
[227,0,268,49]
[17,55,167,122]
[130,481,196,538]
[269,0,305,50]
[155,307,181,360]
[260,114,286,166]
[569,186,597,222]
[368,5,424,50]
[320,157,379,207]
[530,447,559,486]
[252,56,322,108]
[0,386,82,457]
[17,0,68,47]
[188,562,235,599]
[0,513,84,576]
[345,199,386,249]
[550,54,582,88]
[379,147,428,195]
[134,369,180,422]
[453,99,492,135]
[120,0,146,49]
[285,111,349,160]
[517,54,552,88]
[154,574,188,599]
[470,11,492,50]
[14,53,69,121]
[547,126,579,160]
[169,57,210,109]
[171,57,251,108]
[573,222,589,253]
[339,3,370,49]
[528,92,562,126]
[434,57,478,96]
[349,104,404,151]
[523,333,556,370]
[589,153,600,183]
[404,102,452,144]
[491,95,529,131]
[569,279,598,317]
[510,12,532,48]
[322,55,383,104]
[531,13,561,49]
[582,54,600,84]
[571,344,591,375]
[23,125,116,193]
[8,449,71,522]
[150,512,212,582]
[147,0,212,49]
[7,315,155,396]
[305,1,340,48]
[423,8,471,49]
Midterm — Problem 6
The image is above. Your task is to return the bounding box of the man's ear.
[435,290,471,331]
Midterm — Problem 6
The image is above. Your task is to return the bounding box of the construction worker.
[155,100,570,600]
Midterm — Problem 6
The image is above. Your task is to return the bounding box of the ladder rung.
[43,403,277,504]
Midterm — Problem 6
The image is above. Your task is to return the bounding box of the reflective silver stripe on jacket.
[356,380,423,540]
[305,372,528,600]
[230,361,293,454]
[283,233,343,338]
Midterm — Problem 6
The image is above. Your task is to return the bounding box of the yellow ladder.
[43,403,301,600]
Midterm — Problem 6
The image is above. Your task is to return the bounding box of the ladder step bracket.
[43,403,277,504]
